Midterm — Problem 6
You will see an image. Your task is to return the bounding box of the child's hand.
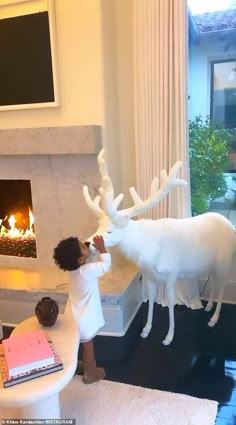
[92,235,107,253]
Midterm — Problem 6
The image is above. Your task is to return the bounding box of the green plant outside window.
[189,115,231,216]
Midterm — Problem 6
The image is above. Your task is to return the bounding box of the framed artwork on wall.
[0,0,60,111]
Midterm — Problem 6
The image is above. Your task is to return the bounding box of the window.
[211,59,236,129]
[188,0,236,226]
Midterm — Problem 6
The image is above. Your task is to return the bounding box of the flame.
[0,208,35,239]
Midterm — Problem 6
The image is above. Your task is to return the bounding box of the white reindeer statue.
[83,149,235,345]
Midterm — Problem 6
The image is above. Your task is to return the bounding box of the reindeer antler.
[82,186,103,218]
[120,161,187,218]
[83,149,124,219]
[83,149,187,220]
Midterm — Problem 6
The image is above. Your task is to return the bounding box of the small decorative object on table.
[35,297,59,327]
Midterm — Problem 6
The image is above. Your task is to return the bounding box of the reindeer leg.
[208,268,227,328]
[141,277,156,338]
[162,274,177,346]
[205,276,215,312]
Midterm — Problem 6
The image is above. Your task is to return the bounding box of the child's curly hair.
[53,237,82,271]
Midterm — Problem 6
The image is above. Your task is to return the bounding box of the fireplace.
[0,126,142,335]
[0,125,102,273]
[0,179,36,258]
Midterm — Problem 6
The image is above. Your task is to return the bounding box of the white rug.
[60,377,218,425]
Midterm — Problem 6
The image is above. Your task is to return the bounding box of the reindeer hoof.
[140,326,151,338]
[141,330,149,338]
[205,304,213,312]
[162,338,171,346]
[208,319,216,328]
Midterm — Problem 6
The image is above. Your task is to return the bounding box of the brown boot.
[83,360,106,384]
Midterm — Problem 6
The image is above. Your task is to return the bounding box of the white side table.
[0,310,79,419]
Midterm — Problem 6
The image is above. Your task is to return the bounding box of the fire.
[0,208,35,239]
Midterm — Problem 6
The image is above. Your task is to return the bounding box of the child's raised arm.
[92,235,107,254]
[81,235,111,277]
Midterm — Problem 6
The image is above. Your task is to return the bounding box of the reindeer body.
[83,149,235,345]
[98,212,235,276]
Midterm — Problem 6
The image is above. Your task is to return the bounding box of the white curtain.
[133,0,202,309]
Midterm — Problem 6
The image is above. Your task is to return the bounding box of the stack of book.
[0,329,63,388]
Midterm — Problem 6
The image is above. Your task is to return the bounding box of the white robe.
[67,253,111,342]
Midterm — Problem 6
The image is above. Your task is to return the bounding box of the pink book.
[2,329,55,377]
[0,342,63,388]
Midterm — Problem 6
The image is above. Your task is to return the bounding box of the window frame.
[210,57,236,128]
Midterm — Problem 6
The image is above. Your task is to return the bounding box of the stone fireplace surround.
[0,126,141,335]
[0,125,102,271]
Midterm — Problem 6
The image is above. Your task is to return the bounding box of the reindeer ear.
[114,215,130,228]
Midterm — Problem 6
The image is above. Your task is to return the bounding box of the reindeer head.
[83,149,187,250]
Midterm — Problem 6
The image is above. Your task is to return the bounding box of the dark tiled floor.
[97,302,236,425]
[3,302,236,424]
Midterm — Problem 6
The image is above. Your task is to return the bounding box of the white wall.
[0,0,136,205]
[115,0,135,203]
[100,0,135,203]
[98,0,135,265]
[0,0,104,128]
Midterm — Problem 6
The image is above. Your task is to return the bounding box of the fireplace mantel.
[0,125,101,155]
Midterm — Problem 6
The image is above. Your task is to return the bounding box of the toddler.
[53,235,111,384]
